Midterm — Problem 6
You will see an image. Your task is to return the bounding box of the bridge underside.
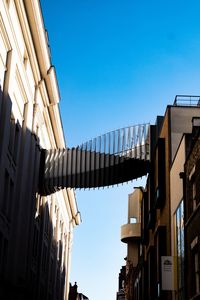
[41,148,150,195]
[39,124,150,195]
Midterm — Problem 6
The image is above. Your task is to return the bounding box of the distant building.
[0,1,80,299]
[116,289,126,300]
[69,282,89,300]
[120,188,143,300]
[116,266,126,300]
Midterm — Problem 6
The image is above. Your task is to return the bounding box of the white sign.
[161,256,175,291]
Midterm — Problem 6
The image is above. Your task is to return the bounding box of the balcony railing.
[79,123,150,160]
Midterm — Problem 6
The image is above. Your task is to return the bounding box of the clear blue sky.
[40,1,200,299]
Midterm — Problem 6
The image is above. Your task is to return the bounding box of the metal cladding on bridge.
[42,124,150,194]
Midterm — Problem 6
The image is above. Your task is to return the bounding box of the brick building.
[138,101,200,300]
[184,117,200,299]
[118,97,200,300]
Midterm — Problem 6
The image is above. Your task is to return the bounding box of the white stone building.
[0,0,80,299]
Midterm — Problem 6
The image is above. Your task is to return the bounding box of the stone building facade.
[0,0,80,299]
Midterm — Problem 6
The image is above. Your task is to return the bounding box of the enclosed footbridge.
[41,124,150,194]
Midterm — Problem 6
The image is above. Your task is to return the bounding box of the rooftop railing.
[173,95,200,107]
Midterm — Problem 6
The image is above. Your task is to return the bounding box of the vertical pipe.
[104,134,106,154]
[122,128,125,154]
[118,129,120,154]
[113,131,115,155]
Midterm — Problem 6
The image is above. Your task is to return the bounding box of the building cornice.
[24,0,60,105]
[23,0,65,148]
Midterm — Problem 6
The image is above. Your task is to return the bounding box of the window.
[57,240,63,263]
[2,169,14,220]
[0,232,3,276]
[49,257,54,284]
[195,252,200,294]
[6,0,10,7]
[23,50,28,69]
[8,116,15,155]
[2,239,8,275]
[8,116,20,164]
[32,225,39,259]
[192,181,197,211]
[44,204,49,237]
[175,200,185,298]
[130,217,137,224]
[13,122,20,163]
[0,236,8,276]
[42,245,47,273]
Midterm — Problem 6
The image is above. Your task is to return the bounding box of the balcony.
[121,223,141,243]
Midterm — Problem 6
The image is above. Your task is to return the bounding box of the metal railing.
[78,123,150,160]
[173,95,200,107]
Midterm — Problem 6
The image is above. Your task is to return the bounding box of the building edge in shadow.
[68,282,89,300]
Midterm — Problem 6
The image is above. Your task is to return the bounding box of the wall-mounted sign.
[161,256,175,290]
